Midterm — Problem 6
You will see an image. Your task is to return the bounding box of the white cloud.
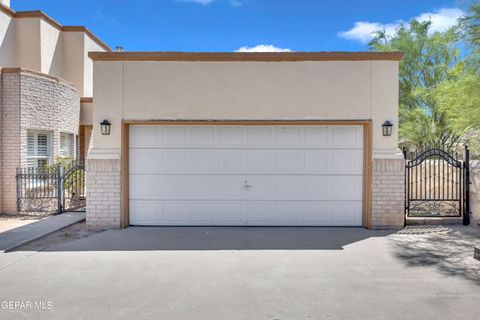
[338,7,464,43]
[235,44,293,52]
[338,21,400,43]
[415,8,464,33]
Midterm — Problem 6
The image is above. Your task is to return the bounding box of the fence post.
[463,145,470,226]
[57,163,63,214]
[16,168,20,213]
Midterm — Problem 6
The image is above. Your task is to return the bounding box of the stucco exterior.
[86,52,404,229]
[0,4,109,99]
[0,68,80,213]
[90,59,400,160]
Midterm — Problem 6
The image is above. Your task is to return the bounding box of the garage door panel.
[275,150,304,173]
[246,202,274,224]
[332,202,362,225]
[304,126,330,146]
[246,150,275,173]
[218,126,243,145]
[332,149,363,174]
[218,176,247,200]
[275,176,304,200]
[161,126,190,145]
[191,126,216,145]
[130,200,159,225]
[276,203,303,224]
[278,126,302,145]
[304,176,331,200]
[217,202,245,224]
[129,126,158,148]
[219,150,244,173]
[304,150,331,173]
[331,176,362,201]
[162,202,190,224]
[189,202,217,224]
[129,125,364,226]
[304,203,332,224]
[247,126,274,145]
[332,126,363,147]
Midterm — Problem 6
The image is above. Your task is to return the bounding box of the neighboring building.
[0,0,110,213]
[87,51,405,229]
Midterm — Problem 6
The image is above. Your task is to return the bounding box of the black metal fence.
[403,145,470,225]
[16,161,86,214]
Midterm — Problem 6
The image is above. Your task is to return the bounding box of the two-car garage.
[128,123,366,226]
[87,51,404,229]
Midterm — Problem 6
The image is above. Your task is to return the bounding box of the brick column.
[1,72,21,213]
[86,158,121,228]
[371,158,405,229]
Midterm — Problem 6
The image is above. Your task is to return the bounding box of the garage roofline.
[88,51,403,62]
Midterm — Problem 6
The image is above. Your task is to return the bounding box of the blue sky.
[12,0,467,52]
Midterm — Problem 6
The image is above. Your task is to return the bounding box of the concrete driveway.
[0,226,479,320]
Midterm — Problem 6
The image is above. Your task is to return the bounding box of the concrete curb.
[0,212,85,253]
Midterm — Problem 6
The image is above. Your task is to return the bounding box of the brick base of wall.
[86,159,121,228]
[85,157,405,230]
[371,158,405,229]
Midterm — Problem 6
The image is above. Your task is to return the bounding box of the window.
[27,130,51,168]
[60,133,74,158]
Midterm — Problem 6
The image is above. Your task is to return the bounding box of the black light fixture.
[382,120,393,137]
[100,119,111,135]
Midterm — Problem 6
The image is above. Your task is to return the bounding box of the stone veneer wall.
[0,68,80,213]
[86,159,121,228]
[371,158,405,228]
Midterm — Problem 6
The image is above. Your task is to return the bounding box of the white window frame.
[27,130,52,169]
[59,132,75,159]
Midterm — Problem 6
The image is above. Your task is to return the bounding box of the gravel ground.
[0,213,51,233]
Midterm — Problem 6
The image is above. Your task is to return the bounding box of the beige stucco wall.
[90,60,400,159]
[83,35,104,97]
[15,18,41,71]
[40,19,63,77]
[0,9,15,66]
[0,13,108,98]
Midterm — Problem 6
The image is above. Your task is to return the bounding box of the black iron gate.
[59,161,86,213]
[403,146,470,225]
[17,160,85,214]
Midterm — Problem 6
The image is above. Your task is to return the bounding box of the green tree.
[369,20,463,150]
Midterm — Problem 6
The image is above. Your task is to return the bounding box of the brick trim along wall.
[85,156,406,229]
[0,69,80,213]
[371,158,405,228]
[86,159,121,228]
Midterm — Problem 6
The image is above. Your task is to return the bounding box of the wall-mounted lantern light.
[100,119,111,135]
[382,120,393,137]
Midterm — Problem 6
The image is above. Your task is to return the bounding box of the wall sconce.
[382,120,393,136]
[100,119,111,135]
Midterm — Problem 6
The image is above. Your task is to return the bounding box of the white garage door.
[129,125,363,226]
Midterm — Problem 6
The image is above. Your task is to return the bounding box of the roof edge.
[0,4,111,52]
[88,51,404,62]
